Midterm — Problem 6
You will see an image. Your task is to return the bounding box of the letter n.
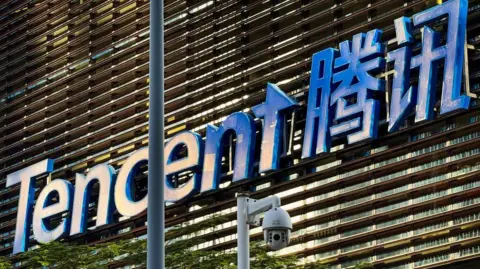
[70,164,116,235]
[201,112,256,192]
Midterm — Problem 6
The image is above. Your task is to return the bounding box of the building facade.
[1,0,480,268]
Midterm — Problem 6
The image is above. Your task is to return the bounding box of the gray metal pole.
[237,193,250,269]
[148,0,165,268]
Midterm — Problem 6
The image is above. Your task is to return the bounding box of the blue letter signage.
[114,148,149,217]
[70,164,117,235]
[7,159,53,254]
[252,83,298,173]
[164,131,204,202]
[201,112,256,192]
[303,0,470,155]
[33,180,73,244]
[302,29,385,157]
[389,0,469,130]
[5,0,471,253]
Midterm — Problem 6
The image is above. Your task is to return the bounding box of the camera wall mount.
[236,192,293,269]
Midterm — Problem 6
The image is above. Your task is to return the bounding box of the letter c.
[114,148,148,217]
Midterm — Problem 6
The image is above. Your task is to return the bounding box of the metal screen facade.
[1,0,480,268]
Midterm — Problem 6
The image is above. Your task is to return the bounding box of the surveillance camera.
[262,207,292,251]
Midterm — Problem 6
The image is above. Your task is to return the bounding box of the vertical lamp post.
[236,193,251,269]
[148,0,165,268]
[236,193,292,269]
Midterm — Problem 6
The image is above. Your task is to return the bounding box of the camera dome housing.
[262,207,292,251]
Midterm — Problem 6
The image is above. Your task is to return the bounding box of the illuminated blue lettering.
[165,131,204,202]
[303,30,385,156]
[302,49,336,158]
[388,0,469,128]
[6,0,472,254]
[114,148,148,217]
[330,30,385,144]
[6,159,54,254]
[413,0,469,116]
[387,17,416,132]
[411,25,445,122]
[33,180,73,244]
[252,83,298,173]
[393,17,414,45]
[201,112,256,192]
[70,164,117,235]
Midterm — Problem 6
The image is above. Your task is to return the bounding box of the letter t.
[6,159,54,254]
[252,83,298,173]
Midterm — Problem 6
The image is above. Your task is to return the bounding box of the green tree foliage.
[3,216,372,269]
[111,215,298,269]
[0,256,12,269]
[301,261,372,269]
[17,241,123,269]
[302,261,329,269]
[353,262,374,269]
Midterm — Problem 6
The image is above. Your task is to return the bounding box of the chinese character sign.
[302,0,470,158]
[4,0,474,255]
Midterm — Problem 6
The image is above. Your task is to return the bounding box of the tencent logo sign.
[6,0,472,254]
